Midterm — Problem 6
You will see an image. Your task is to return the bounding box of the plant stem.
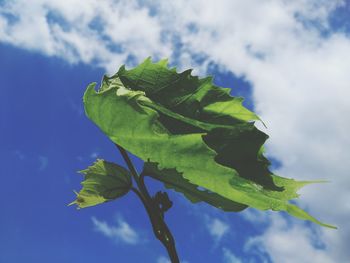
[116,144,180,263]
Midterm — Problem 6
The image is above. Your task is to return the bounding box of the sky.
[0,1,349,262]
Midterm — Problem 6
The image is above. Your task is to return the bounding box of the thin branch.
[131,187,158,228]
[116,143,179,263]
[116,144,153,201]
[130,187,147,207]
[115,144,139,180]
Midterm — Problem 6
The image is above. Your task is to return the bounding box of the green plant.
[70,58,335,263]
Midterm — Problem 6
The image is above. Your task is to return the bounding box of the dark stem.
[116,144,180,263]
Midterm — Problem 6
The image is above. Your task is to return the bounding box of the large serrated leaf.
[70,159,132,209]
[83,58,335,228]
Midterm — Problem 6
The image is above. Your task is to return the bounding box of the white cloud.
[1,0,350,261]
[91,216,140,245]
[222,248,243,263]
[206,217,230,241]
[241,208,271,226]
[245,214,334,263]
[0,0,172,72]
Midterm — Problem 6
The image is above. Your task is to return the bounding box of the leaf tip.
[68,191,81,208]
[67,200,76,207]
[144,56,152,64]
[158,58,169,67]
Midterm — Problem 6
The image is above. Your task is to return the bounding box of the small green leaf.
[69,159,132,209]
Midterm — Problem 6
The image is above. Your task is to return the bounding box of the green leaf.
[142,162,247,212]
[83,58,335,228]
[69,159,132,209]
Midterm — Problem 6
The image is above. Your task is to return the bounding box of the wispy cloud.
[222,248,243,263]
[13,150,25,160]
[11,150,49,171]
[206,217,230,242]
[241,208,270,226]
[91,216,140,245]
[89,152,99,159]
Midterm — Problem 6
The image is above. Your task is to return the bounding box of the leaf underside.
[70,159,132,209]
[83,58,335,228]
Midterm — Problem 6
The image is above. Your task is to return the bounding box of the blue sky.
[0,43,256,263]
[1,1,350,263]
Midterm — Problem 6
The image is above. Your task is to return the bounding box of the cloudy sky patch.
[92,215,140,245]
[1,1,349,262]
